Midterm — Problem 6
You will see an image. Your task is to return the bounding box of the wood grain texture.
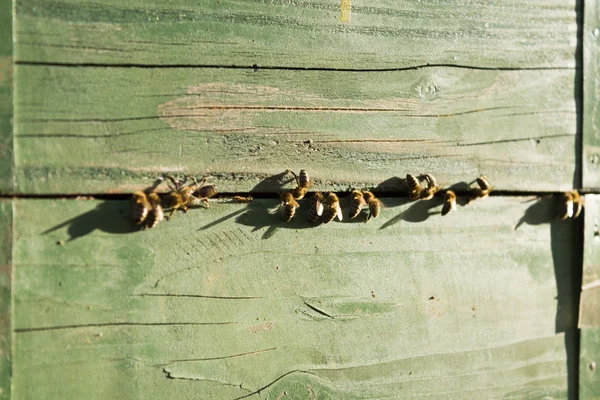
[0,201,12,400]
[15,65,577,194]
[579,194,600,399]
[14,0,578,69]
[0,0,13,193]
[583,0,600,190]
[12,196,580,399]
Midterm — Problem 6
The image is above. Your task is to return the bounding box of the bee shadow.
[42,200,141,241]
[198,171,318,240]
[235,198,323,240]
[372,176,406,194]
[513,193,582,399]
[514,195,556,230]
[42,179,163,242]
[379,196,444,229]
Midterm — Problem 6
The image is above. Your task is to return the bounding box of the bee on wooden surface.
[558,190,584,220]
[362,191,381,222]
[308,192,325,223]
[192,177,218,207]
[162,175,199,219]
[232,195,254,203]
[323,192,343,223]
[144,192,164,229]
[132,191,151,225]
[474,175,492,199]
[287,169,313,200]
[348,190,367,219]
[420,174,440,200]
[406,174,422,200]
[278,191,300,222]
[441,190,457,216]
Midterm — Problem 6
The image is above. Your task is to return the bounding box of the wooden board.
[14,0,578,69]
[0,201,13,400]
[14,65,577,194]
[12,196,581,399]
[583,0,600,191]
[579,194,600,399]
[0,0,13,193]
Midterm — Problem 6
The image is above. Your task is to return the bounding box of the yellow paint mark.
[340,0,351,23]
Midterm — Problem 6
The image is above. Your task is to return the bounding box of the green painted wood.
[579,195,600,399]
[14,65,577,194]
[584,4,600,189]
[0,0,13,193]
[14,0,578,69]
[12,196,580,399]
[583,0,600,190]
[0,201,13,400]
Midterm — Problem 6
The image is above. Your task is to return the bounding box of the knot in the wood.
[416,76,439,101]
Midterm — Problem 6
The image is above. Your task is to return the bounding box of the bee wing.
[290,198,300,207]
[573,201,583,219]
[335,203,343,221]
[566,200,574,218]
[315,200,324,216]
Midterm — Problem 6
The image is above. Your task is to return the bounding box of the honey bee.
[362,191,381,222]
[132,191,151,225]
[144,193,164,229]
[441,190,457,216]
[279,191,300,222]
[308,192,325,223]
[420,174,440,200]
[474,175,492,198]
[299,169,310,188]
[558,190,584,220]
[323,192,343,223]
[287,169,313,200]
[406,174,422,200]
[348,190,366,219]
[192,178,218,207]
[162,175,199,219]
[232,195,254,203]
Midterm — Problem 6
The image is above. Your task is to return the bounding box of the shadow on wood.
[42,200,139,241]
[514,195,583,400]
[42,179,163,241]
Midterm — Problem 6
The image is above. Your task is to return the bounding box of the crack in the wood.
[162,369,253,394]
[17,127,169,139]
[19,105,519,124]
[14,321,239,333]
[233,370,321,400]
[455,133,575,147]
[156,347,277,366]
[303,301,335,319]
[137,293,263,300]
[15,60,578,72]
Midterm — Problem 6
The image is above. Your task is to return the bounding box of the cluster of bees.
[275,170,492,223]
[275,169,382,223]
[131,170,584,228]
[132,175,218,229]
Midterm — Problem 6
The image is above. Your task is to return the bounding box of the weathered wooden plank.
[12,196,580,399]
[0,0,13,193]
[583,0,600,190]
[14,65,577,194]
[0,201,13,400]
[579,194,600,399]
[14,0,578,69]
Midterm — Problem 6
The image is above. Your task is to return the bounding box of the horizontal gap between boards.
[14,60,579,73]
[0,190,594,201]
